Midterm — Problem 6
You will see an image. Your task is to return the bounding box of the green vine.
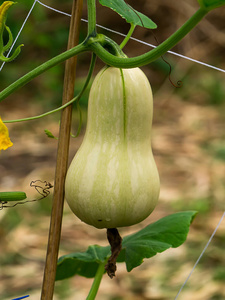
[0,4,209,104]
[88,8,207,68]
[0,42,87,103]
[86,262,106,300]
[3,54,96,124]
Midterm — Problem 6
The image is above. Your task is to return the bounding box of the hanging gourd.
[65,67,160,229]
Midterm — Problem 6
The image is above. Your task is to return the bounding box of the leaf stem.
[120,23,136,49]
[87,0,97,36]
[86,262,106,300]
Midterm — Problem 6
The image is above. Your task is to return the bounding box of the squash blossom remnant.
[0,117,13,150]
[0,1,23,62]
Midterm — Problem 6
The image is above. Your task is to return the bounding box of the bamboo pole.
[41,0,83,299]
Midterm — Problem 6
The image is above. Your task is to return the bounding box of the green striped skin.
[0,192,27,202]
[65,67,160,229]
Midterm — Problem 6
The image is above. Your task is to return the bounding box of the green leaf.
[56,245,110,280]
[98,0,157,29]
[119,211,197,271]
[197,0,225,10]
[56,211,197,280]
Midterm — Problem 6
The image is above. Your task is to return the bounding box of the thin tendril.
[70,101,83,138]
[151,30,183,88]
[2,180,53,209]
[161,56,183,88]
[0,0,38,71]
[3,54,96,124]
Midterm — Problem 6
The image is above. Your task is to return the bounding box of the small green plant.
[1,0,224,299]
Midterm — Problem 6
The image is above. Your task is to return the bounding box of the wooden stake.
[41,0,83,299]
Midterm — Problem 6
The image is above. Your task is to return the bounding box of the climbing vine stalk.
[0,6,209,103]
[88,8,208,67]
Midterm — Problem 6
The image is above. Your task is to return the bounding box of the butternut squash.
[65,67,160,228]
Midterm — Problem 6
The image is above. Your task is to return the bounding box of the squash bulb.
[65,67,160,229]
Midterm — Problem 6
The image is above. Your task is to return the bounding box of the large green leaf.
[56,211,197,280]
[98,0,157,29]
[197,0,225,10]
[119,211,197,271]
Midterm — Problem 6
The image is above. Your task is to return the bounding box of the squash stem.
[105,228,123,278]
[86,262,106,300]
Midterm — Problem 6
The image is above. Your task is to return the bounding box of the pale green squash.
[65,67,160,229]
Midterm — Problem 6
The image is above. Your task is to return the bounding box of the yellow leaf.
[0,117,13,151]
